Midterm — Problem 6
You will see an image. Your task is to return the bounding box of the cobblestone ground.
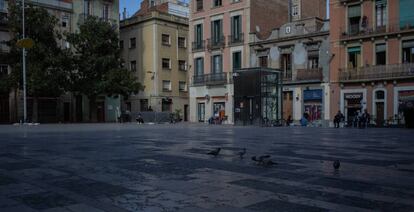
[0,123,413,212]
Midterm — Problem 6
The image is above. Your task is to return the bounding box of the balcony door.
[348,46,361,68]
[211,20,223,44]
[281,54,292,78]
[195,24,203,46]
[231,15,242,42]
[402,40,414,63]
[212,55,222,74]
[348,5,361,34]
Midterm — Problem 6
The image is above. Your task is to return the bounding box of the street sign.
[16,38,34,49]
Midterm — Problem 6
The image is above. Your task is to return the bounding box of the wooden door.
[283,91,293,121]
[376,102,384,127]
[97,102,105,123]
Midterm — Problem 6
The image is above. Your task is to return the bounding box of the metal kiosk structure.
[233,68,283,126]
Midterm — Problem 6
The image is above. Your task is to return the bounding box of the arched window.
[376,90,385,100]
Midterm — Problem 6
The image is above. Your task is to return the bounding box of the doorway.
[96,102,105,122]
[0,96,9,123]
[184,104,189,121]
[283,91,293,121]
[64,102,70,122]
[375,102,384,127]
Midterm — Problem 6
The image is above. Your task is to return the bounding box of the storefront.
[343,92,364,124]
[303,89,323,122]
[398,90,414,128]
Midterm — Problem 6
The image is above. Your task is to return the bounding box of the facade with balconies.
[188,0,293,124]
[250,17,330,126]
[330,0,414,127]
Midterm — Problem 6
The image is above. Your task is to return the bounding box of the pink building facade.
[188,0,289,123]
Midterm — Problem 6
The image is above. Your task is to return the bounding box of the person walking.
[334,110,344,128]
[362,109,370,128]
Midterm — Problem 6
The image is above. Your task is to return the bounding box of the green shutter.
[400,0,414,28]
[348,46,361,53]
[348,5,361,18]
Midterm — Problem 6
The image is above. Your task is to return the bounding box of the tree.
[4,4,70,122]
[67,16,141,121]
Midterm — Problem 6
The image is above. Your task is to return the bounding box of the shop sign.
[304,89,323,101]
[345,93,363,99]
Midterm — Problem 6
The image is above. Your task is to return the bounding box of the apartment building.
[330,0,414,127]
[0,0,120,123]
[120,0,189,118]
[188,0,291,124]
[250,0,329,126]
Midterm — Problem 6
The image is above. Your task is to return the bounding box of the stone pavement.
[0,123,413,212]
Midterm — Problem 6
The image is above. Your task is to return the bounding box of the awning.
[376,44,386,52]
[348,46,361,53]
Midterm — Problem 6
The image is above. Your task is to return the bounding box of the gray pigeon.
[207,148,221,157]
[333,160,340,170]
[238,148,246,159]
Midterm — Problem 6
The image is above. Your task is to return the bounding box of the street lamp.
[22,0,27,123]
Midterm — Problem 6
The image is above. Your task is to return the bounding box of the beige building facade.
[120,10,189,117]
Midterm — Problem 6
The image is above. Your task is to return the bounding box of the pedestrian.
[362,109,370,128]
[286,115,293,126]
[300,113,308,127]
[334,110,344,128]
[136,113,144,124]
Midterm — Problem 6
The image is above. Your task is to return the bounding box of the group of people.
[334,109,371,128]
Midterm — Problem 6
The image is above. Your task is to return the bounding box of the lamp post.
[22,0,27,123]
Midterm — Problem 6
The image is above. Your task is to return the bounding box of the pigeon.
[258,155,271,161]
[238,148,246,159]
[207,148,221,157]
[263,159,278,166]
[333,160,340,170]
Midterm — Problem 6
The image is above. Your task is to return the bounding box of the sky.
[119,0,190,18]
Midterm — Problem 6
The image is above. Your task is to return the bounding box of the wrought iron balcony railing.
[296,68,323,81]
[228,33,244,45]
[339,63,414,82]
[192,72,231,86]
[207,36,225,50]
[192,40,205,52]
[341,21,414,40]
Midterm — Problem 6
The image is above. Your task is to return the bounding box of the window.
[130,61,136,72]
[348,46,361,68]
[400,0,414,28]
[308,51,319,69]
[130,37,136,49]
[198,103,205,122]
[150,0,156,7]
[375,43,386,65]
[196,0,203,11]
[195,57,204,76]
[376,1,387,28]
[232,51,242,70]
[376,91,385,100]
[194,24,203,47]
[120,40,124,49]
[281,54,291,77]
[162,58,171,69]
[213,0,222,7]
[0,65,8,76]
[348,5,361,35]
[178,37,186,48]
[62,16,69,28]
[162,80,171,91]
[211,19,223,44]
[162,99,172,112]
[212,55,222,73]
[179,81,187,92]
[84,1,92,15]
[102,4,109,21]
[162,34,170,46]
[292,5,299,17]
[231,15,242,42]
[259,56,268,68]
[140,99,148,111]
[179,60,187,71]
[402,40,414,63]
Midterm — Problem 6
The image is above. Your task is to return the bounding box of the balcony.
[340,21,414,40]
[207,36,225,50]
[30,0,72,11]
[228,33,244,46]
[78,13,117,26]
[192,40,205,52]
[296,68,323,82]
[192,72,231,86]
[339,63,414,82]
